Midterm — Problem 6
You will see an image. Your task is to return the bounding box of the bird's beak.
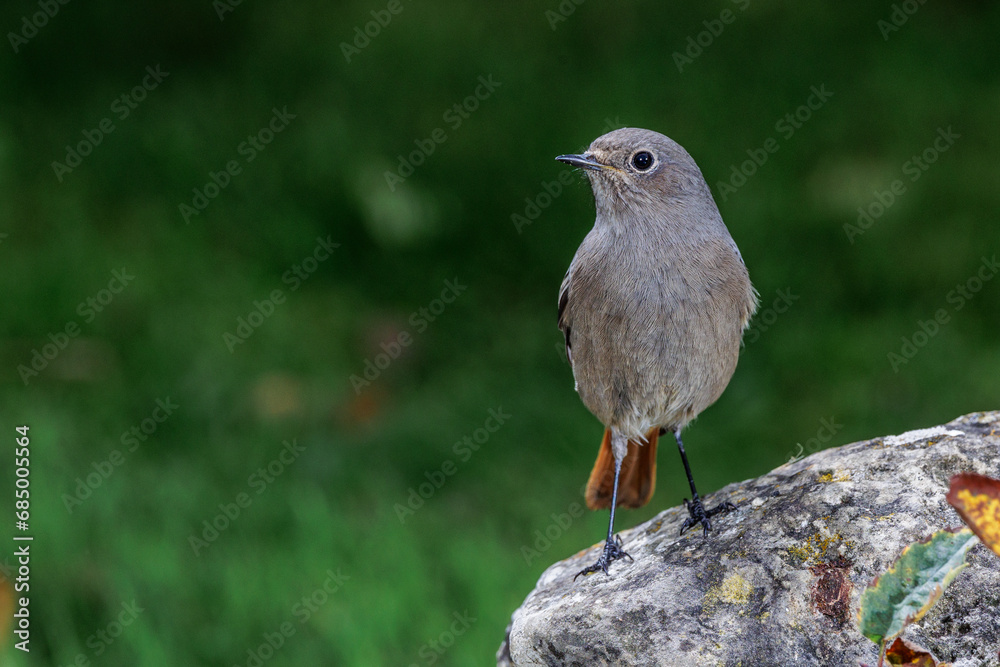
[555,153,606,171]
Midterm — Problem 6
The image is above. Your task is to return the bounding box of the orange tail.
[584,427,659,510]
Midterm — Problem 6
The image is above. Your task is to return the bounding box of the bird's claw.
[680,496,736,537]
[573,534,633,581]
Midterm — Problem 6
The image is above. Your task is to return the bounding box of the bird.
[555,127,758,579]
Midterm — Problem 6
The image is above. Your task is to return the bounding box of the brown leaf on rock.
[810,556,852,625]
[885,636,945,666]
[946,472,1000,558]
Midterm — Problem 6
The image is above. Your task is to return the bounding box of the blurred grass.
[1,0,999,664]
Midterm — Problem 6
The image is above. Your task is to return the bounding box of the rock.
[498,411,1000,667]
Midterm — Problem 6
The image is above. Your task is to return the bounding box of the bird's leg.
[574,433,633,580]
[673,427,735,537]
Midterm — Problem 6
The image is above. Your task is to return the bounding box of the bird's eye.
[631,151,654,171]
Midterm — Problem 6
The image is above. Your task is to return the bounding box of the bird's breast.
[566,236,750,433]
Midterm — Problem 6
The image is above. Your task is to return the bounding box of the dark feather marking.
[558,285,572,362]
[557,286,569,324]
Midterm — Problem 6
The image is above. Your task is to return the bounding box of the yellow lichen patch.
[703,572,753,613]
[787,530,855,565]
[817,473,833,483]
[817,470,851,483]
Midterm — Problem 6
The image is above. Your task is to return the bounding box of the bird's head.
[556,127,714,228]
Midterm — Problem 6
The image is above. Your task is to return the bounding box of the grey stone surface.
[499,411,1000,667]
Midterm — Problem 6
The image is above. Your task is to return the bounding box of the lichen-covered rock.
[498,411,1000,667]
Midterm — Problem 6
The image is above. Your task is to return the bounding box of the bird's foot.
[680,495,736,537]
[573,534,633,581]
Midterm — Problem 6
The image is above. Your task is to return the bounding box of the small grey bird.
[556,128,758,579]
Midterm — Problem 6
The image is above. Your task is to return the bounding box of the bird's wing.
[557,268,572,364]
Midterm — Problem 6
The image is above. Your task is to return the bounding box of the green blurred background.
[1,1,998,664]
